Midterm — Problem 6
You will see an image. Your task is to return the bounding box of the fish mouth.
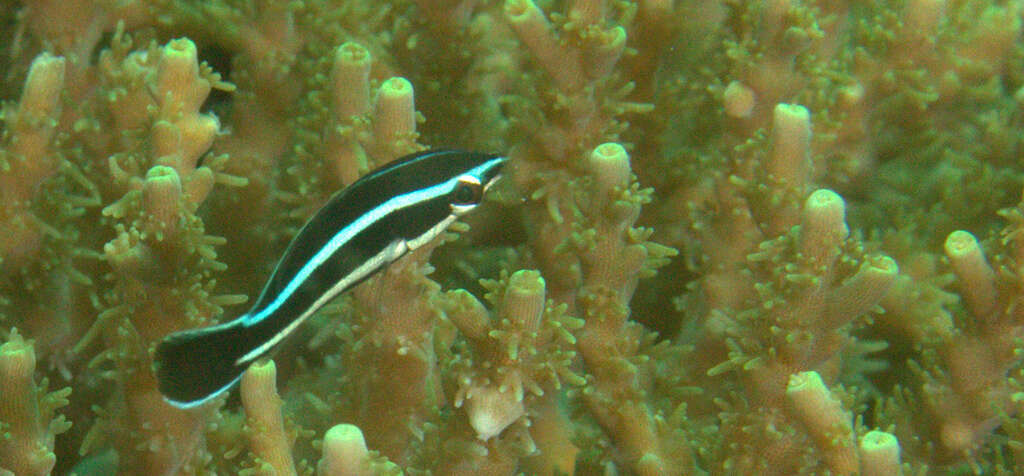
[481,156,507,192]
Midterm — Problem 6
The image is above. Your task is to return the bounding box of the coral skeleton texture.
[1,0,1024,474]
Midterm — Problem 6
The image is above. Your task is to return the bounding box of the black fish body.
[154,149,505,407]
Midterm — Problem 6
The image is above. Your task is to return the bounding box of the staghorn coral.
[1,0,1024,474]
[0,329,71,476]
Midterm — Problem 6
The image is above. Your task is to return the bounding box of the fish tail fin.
[153,320,260,407]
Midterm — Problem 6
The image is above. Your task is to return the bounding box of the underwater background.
[1,0,1023,474]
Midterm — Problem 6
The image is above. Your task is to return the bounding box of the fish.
[153,149,506,408]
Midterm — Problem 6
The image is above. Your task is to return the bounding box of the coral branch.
[504,0,584,92]
[325,41,372,185]
[769,104,812,190]
[799,189,849,268]
[78,33,241,474]
[0,52,66,268]
[241,360,297,476]
[371,77,419,160]
[0,329,70,476]
[318,424,371,476]
[347,236,446,464]
[785,371,856,475]
[441,269,583,472]
[825,255,899,329]
[944,230,997,319]
[858,430,902,476]
[572,144,689,473]
[330,43,373,120]
[7,53,65,190]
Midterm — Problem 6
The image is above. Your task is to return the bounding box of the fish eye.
[451,176,483,206]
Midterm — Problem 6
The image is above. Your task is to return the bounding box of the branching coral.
[2,0,1024,474]
[673,100,899,475]
[441,269,583,472]
[81,33,244,474]
[240,360,299,475]
[915,217,1024,460]
[0,53,65,270]
[0,329,71,476]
